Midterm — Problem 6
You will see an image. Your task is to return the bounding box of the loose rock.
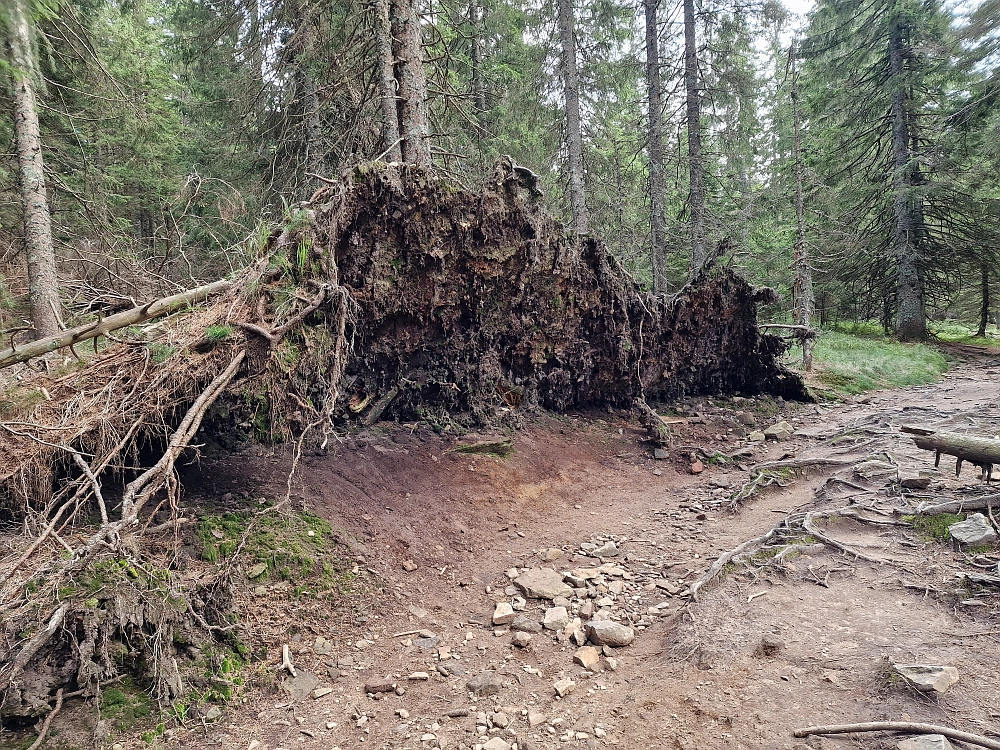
[543,606,571,631]
[764,421,795,441]
[492,602,516,625]
[592,541,619,558]
[553,678,576,697]
[573,646,601,669]
[898,471,932,490]
[585,620,635,647]
[511,615,543,633]
[892,664,959,695]
[511,631,532,648]
[515,568,574,599]
[466,671,504,696]
[949,514,997,546]
[364,677,397,694]
[402,560,418,572]
[282,670,321,700]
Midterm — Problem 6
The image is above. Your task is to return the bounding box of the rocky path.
[61,358,1000,750]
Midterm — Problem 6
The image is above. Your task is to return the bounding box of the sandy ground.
[6,355,1000,750]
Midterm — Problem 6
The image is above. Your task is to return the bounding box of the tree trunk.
[470,3,487,114]
[0,279,233,370]
[391,0,431,166]
[299,66,324,195]
[557,0,588,235]
[374,0,402,161]
[790,47,814,370]
[683,0,706,276]
[644,0,667,293]
[7,0,61,337]
[889,20,926,341]
[978,261,989,338]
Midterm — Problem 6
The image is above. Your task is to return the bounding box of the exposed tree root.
[793,721,1000,750]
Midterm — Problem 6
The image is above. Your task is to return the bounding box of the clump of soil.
[316,162,808,427]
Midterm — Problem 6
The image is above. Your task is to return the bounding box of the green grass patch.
[902,512,965,542]
[204,324,232,343]
[790,330,949,396]
[928,320,1000,348]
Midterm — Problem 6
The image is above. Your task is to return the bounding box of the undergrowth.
[787,330,949,397]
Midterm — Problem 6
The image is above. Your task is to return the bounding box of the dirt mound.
[317,163,807,426]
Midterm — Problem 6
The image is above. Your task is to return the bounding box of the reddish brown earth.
[7,357,1000,750]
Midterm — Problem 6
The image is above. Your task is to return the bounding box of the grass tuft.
[788,330,949,396]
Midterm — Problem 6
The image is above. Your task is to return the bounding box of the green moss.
[101,682,154,732]
[196,510,354,598]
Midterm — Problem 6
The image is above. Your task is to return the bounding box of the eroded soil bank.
[11,354,997,750]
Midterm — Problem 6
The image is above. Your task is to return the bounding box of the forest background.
[0,0,998,346]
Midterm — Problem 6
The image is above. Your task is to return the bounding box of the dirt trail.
[23,357,1000,750]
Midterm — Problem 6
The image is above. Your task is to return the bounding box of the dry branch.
[0,279,232,369]
[793,721,1000,750]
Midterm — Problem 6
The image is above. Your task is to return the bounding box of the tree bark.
[557,0,588,235]
[978,261,990,338]
[644,0,667,293]
[299,65,324,194]
[470,3,487,114]
[683,0,706,276]
[7,0,61,337]
[391,0,432,166]
[790,47,814,370]
[889,19,926,341]
[374,0,402,161]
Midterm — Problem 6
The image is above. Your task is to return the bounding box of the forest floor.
[11,352,1000,750]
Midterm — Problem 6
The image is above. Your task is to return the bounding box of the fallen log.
[901,425,1000,482]
[793,721,1000,750]
[0,278,232,370]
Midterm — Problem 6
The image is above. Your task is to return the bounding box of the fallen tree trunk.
[901,425,1000,481]
[0,278,232,369]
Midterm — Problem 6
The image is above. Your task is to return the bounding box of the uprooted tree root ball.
[0,162,807,721]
